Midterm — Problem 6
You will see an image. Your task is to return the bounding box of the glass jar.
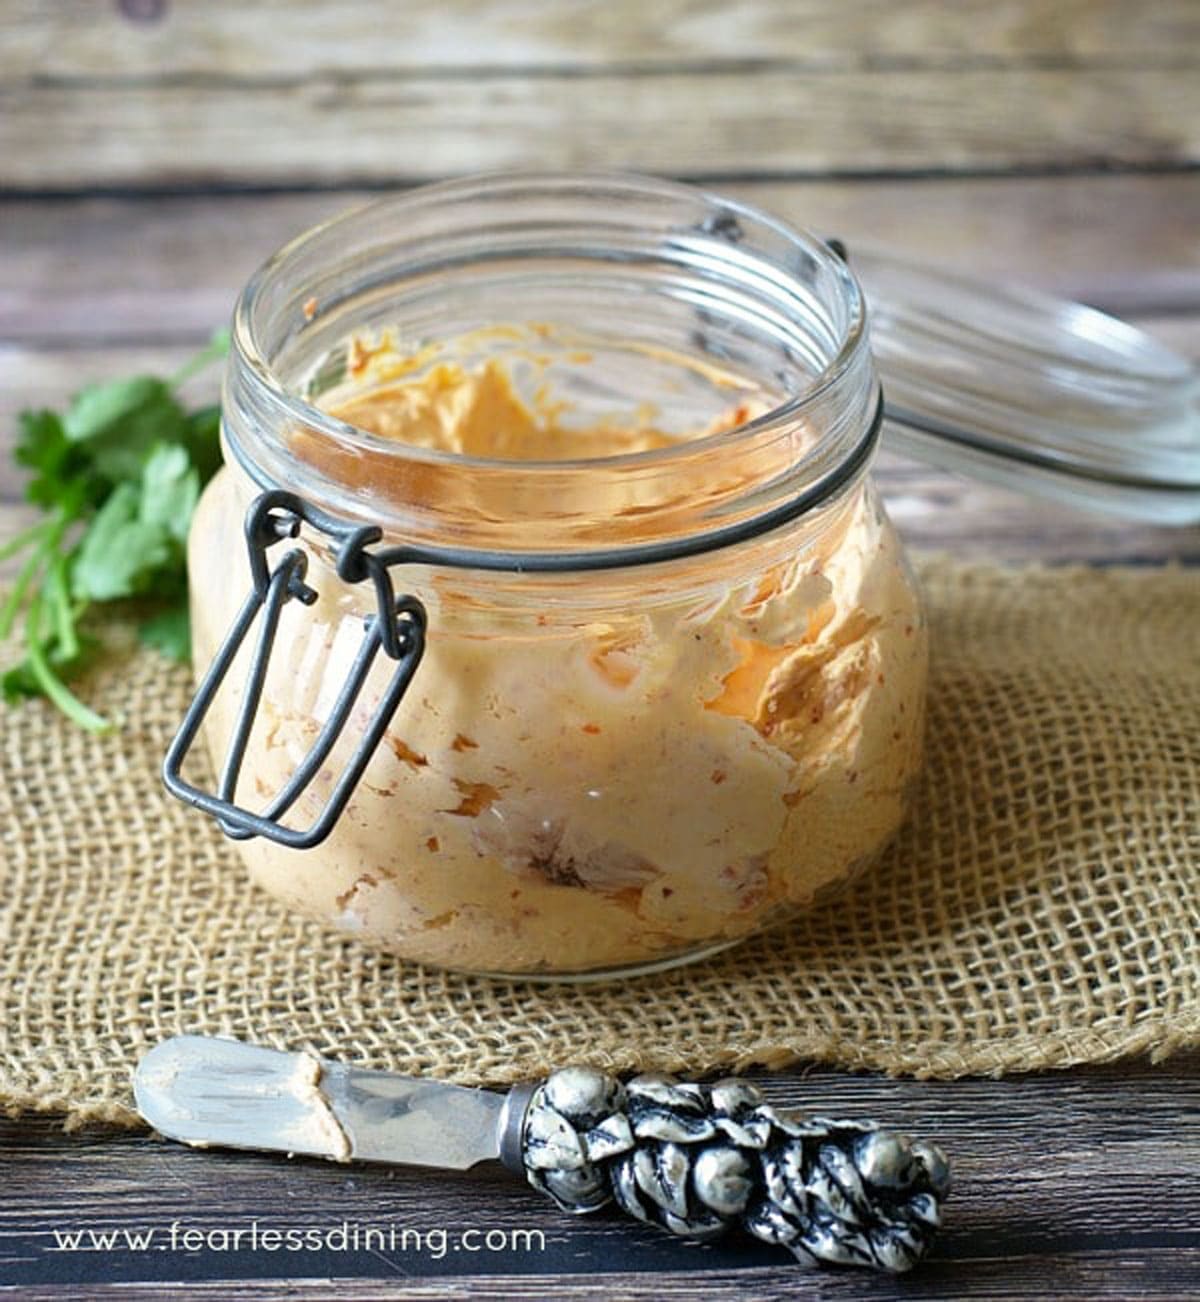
[173,173,927,978]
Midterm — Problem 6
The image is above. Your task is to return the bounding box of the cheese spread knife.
[134,1035,949,1274]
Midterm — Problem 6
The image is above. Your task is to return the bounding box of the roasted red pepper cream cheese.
[189,328,926,974]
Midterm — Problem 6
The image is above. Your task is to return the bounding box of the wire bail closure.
[162,490,427,850]
[166,383,884,851]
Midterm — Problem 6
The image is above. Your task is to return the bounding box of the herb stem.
[0,509,72,640]
[6,340,226,729]
[0,517,53,563]
[0,507,76,640]
[25,589,111,734]
[0,540,48,641]
[171,328,231,389]
[48,553,79,660]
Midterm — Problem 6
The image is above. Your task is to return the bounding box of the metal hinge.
[162,490,427,850]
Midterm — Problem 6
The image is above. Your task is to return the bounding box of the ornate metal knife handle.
[501,1069,949,1274]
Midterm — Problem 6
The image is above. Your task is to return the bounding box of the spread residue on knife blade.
[133,1036,352,1162]
[292,1051,352,1162]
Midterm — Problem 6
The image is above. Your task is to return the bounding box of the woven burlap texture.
[1,558,1197,1128]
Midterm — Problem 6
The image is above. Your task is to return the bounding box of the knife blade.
[133,1035,950,1275]
[134,1035,512,1169]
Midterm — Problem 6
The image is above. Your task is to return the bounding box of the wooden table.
[2,3,1198,1298]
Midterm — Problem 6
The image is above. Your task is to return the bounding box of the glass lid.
[847,246,1200,524]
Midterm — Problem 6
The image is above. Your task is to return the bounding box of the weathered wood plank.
[8,1260,1200,1301]
[2,68,1197,191]
[0,345,221,582]
[743,178,1200,316]
[0,345,217,461]
[5,459,1196,570]
[7,1261,1200,1302]
[2,319,1195,445]
[2,1056,1199,1297]
[2,335,1198,570]
[4,0,1197,77]
[2,175,1198,347]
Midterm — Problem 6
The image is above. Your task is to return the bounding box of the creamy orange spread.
[189,334,927,975]
[332,357,681,459]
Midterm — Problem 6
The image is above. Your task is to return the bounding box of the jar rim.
[233,171,867,471]
[224,171,879,556]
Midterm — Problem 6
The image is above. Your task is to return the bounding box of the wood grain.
[4,0,1197,76]
[3,66,1198,191]
[2,173,1194,571]
[2,11,1199,1294]
[2,340,1197,569]
[7,1264,1200,1302]
[2,1055,1198,1298]
[3,175,1198,347]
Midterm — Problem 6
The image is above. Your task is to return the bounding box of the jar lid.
[847,245,1200,523]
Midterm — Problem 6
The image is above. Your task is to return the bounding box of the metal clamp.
[169,383,884,851]
[162,490,426,850]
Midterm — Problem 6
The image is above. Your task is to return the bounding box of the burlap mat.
[1,558,1197,1128]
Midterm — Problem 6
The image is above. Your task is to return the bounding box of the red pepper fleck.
[443,780,500,817]
[389,737,428,769]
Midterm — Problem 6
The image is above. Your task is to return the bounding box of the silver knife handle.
[501,1069,949,1274]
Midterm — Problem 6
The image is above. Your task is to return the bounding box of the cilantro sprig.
[0,330,229,732]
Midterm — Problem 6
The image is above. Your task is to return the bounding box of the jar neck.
[222,172,879,565]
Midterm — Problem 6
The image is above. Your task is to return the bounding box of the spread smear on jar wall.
[188,323,927,976]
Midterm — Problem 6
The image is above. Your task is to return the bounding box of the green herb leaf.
[64,376,168,443]
[138,602,191,661]
[140,442,201,542]
[71,482,173,602]
[15,409,86,509]
[59,373,204,495]
[183,403,223,484]
[1,658,41,702]
[4,334,228,728]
